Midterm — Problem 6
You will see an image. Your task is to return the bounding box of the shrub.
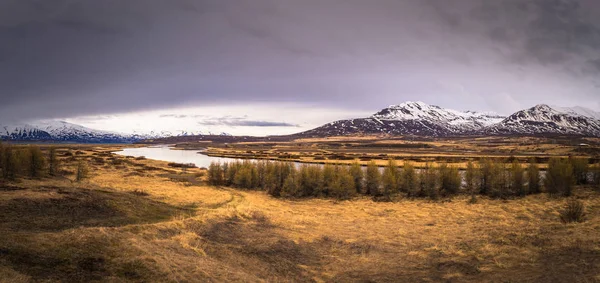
[527,159,541,194]
[438,164,461,196]
[281,170,300,197]
[329,166,355,200]
[297,164,323,197]
[401,162,419,197]
[2,145,18,180]
[510,161,526,196]
[365,161,380,195]
[593,165,600,190]
[265,162,293,197]
[545,158,574,196]
[76,160,89,182]
[207,162,224,186]
[380,159,398,199]
[478,159,494,195]
[48,147,60,177]
[419,163,438,199]
[224,162,240,186]
[28,145,46,178]
[349,160,364,194]
[322,164,336,197]
[559,199,585,223]
[233,164,255,189]
[464,161,479,196]
[480,159,506,198]
[255,161,268,190]
[569,157,589,185]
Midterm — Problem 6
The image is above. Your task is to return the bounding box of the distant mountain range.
[2,102,600,143]
[296,101,600,138]
[0,120,227,143]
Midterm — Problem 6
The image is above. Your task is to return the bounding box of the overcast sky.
[1,0,599,135]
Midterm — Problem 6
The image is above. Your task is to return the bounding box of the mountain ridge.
[0,120,227,143]
[3,102,600,142]
[296,102,600,138]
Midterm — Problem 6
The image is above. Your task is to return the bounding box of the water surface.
[114,146,240,168]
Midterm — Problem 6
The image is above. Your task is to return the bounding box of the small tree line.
[0,143,88,182]
[208,157,600,200]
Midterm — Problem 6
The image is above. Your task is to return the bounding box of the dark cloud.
[198,116,298,127]
[52,19,123,35]
[1,0,599,122]
[590,59,600,72]
[470,0,600,67]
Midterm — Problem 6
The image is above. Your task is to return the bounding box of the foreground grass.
[0,146,599,282]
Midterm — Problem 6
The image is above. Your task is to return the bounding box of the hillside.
[297,102,600,138]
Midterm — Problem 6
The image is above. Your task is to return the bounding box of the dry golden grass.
[1,145,599,282]
[202,136,600,169]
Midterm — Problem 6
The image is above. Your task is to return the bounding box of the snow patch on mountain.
[551,105,600,120]
[0,120,136,142]
[298,102,600,138]
[485,104,600,136]
[1,119,231,142]
[0,123,52,140]
[371,101,505,131]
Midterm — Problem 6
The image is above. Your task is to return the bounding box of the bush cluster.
[0,143,61,181]
[207,159,463,200]
[208,160,360,199]
[208,157,598,200]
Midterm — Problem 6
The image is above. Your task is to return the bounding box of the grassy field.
[190,136,600,169]
[0,145,599,282]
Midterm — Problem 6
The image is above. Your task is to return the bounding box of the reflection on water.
[114,145,241,168]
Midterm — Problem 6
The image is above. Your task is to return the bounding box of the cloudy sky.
[1,0,599,135]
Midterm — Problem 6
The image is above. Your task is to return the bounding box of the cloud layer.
[1,0,599,122]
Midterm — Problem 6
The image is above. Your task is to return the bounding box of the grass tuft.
[560,199,586,223]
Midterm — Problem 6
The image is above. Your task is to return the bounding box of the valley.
[0,144,599,282]
[2,102,600,282]
[6,1,600,281]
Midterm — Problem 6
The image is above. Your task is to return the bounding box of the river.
[114,145,242,168]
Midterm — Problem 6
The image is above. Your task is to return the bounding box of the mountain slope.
[298,101,506,137]
[298,118,456,137]
[297,102,600,138]
[0,121,136,143]
[1,120,228,143]
[0,123,53,141]
[372,101,504,130]
[484,104,600,136]
[32,121,138,143]
[552,105,600,120]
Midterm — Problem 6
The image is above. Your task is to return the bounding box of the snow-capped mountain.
[34,120,141,142]
[372,101,505,131]
[0,123,53,141]
[3,102,600,141]
[551,105,600,120]
[0,121,137,143]
[1,120,231,143]
[133,130,206,139]
[485,104,600,136]
[298,101,506,137]
[296,102,600,138]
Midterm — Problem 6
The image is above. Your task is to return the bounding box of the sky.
[1,0,600,135]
